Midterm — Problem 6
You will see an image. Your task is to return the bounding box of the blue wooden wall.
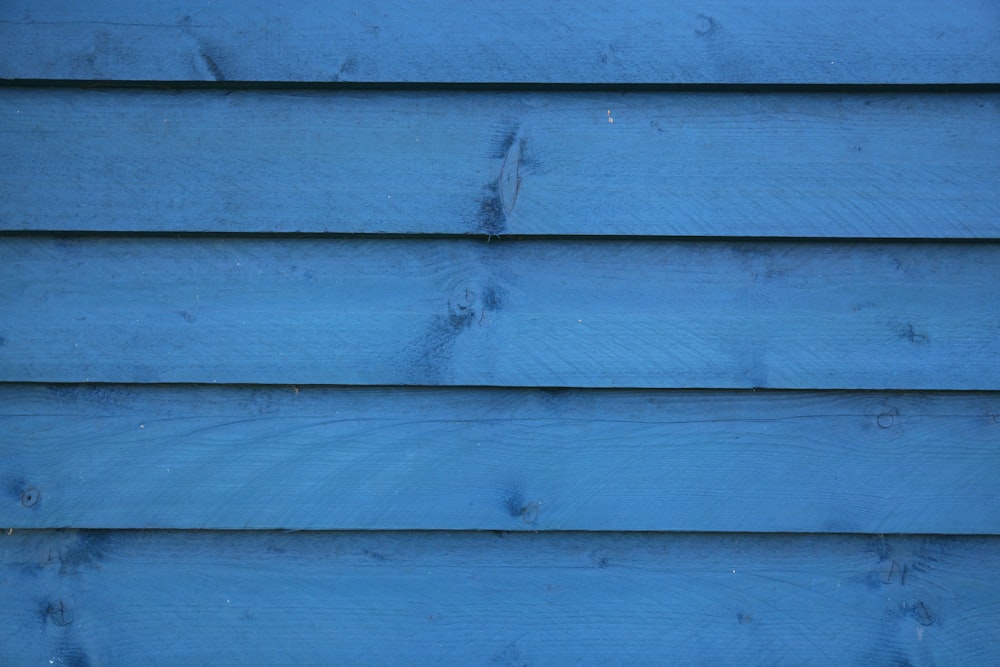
[2,2,999,664]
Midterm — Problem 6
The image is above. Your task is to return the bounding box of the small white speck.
[732,569,736,574]
[139,424,144,429]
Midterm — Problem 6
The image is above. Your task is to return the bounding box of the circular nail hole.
[20,487,40,508]
[877,412,895,429]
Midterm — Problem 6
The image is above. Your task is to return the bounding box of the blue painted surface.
[1,237,997,388]
[3,530,1000,665]
[3,384,997,533]
[1,1,998,83]
[2,89,997,237]
[1,1,998,664]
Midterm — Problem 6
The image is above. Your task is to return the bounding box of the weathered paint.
[1,1,997,663]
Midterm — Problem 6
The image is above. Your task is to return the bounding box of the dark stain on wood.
[479,124,523,235]
[501,485,540,525]
[893,321,930,345]
[44,598,74,627]
[408,282,507,382]
[3,473,28,502]
[695,14,721,38]
[200,48,225,81]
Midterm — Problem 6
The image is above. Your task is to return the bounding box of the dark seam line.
[1,230,999,244]
[2,79,999,93]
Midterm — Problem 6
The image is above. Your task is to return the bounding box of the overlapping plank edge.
[1,88,997,236]
[1,0,999,83]
[2,235,997,388]
[2,384,998,533]
[3,529,999,664]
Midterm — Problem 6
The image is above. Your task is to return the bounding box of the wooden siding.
[3,385,998,533]
[2,237,999,389]
[4,531,1000,664]
[2,1,998,83]
[2,2,998,665]
[2,89,998,237]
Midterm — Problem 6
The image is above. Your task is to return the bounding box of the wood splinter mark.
[497,136,523,216]
[478,125,523,235]
[199,47,225,81]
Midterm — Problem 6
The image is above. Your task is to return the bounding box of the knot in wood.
[46,598,73,626]
[20,487,40,508]
[447,287,483,327]
[447,285,506,328]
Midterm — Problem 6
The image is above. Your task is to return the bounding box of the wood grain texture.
[1,1,998,83]
[2,88,998,237]
[2,384,998,533]
[1,236,998,389]
[3,530,999,665]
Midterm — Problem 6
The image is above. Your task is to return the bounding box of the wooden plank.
[2,384,997,533]
[1,237,998,389]
[2,530,998,664]
[1,1,998,83]
[2,88,998,237]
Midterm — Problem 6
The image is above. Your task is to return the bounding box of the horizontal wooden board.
[1,88,998,237]
[3,530,998,664]
[1,237,998,389]
[2,385,998,533]
[1,1,998,83]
